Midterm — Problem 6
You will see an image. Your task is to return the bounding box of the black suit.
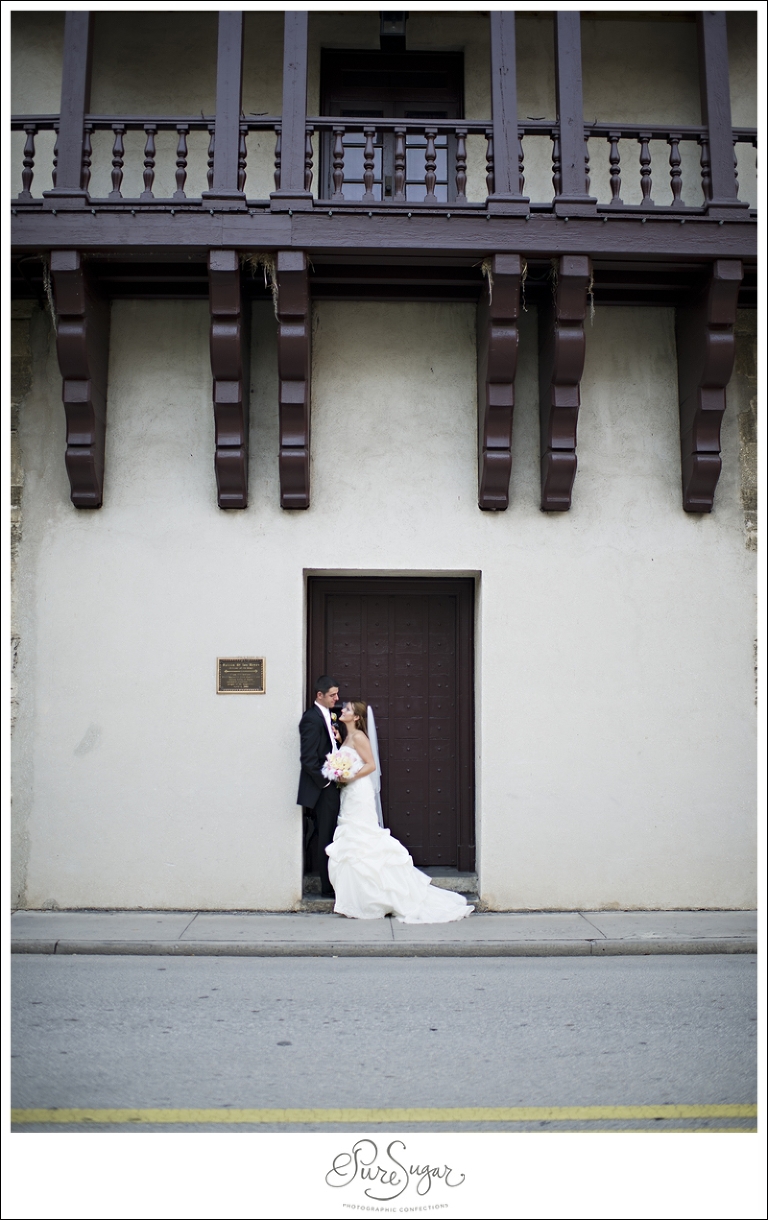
[298,705,341,896]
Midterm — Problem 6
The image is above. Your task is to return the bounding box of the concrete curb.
[11,938,757,958]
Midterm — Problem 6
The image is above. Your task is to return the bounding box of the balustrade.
[11,115,281,203]
[308,117,490,204]
[10,112,756,214]
[582,124,756,210]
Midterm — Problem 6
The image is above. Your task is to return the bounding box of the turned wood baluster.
[607,131,622,205]
[304,126,314,193]
[668,134,683,208]
[732,137,740,200]
[455,127,467,201]
[362,126,376,202]
[551,130,562,197]
[331,126,345,200]
[638,132,654,206]
[173,124,189,198]
[273,125,281,191]
[79,124,90,193]
[393,127,406,201]
[699,135,712,202]
[485,128,495,195]
[141,124,157,199]
[424,128,438,202]
[584,134,591,195]
[207,125,215,191]
[109,124,125,199]
[518,132,525,196]
[53,124,60,189]
[238,122,248,193]
[19,124,37,199]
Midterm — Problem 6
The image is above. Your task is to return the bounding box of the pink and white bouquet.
[322,750,359,786]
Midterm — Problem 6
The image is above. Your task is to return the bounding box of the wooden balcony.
[10,11,757,268]
[9,13,757,520]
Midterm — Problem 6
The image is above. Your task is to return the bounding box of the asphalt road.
[12,954,756,1131]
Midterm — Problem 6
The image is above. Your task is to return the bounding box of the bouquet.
[322,750,360,786]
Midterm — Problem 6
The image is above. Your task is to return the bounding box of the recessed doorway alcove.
[304,577,475,893]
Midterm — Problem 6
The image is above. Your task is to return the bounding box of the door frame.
[307,575,476,871]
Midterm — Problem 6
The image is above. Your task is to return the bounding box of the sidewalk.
[11,909,756,957]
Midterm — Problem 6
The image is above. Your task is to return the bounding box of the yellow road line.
[11,1105,757,1125]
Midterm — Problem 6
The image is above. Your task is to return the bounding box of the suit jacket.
[297,705,339,808]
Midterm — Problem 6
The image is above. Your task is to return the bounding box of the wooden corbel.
[477,254,522,509]
[50,250,110,508]
[538,255,591,511]
[208,250,251,508]
[276,250,311,508]
[675,260,743,512]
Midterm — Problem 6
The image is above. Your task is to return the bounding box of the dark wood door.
[308,577,475,870]
[320,49,464,201]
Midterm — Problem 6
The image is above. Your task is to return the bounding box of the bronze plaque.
[217,657,266,694]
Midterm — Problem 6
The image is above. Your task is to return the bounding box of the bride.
[325,701,473,923]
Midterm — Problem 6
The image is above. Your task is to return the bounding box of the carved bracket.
[477,253,521,509]
[208,250,250,508]
[50,250,110,508]
[538,254,591,511]
[276,250,311,508]
[675,259,743,512]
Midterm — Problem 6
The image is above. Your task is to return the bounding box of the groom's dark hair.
[315,675,339,696]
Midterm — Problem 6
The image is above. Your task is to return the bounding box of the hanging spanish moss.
[242,252,277,316]
[40,257,57,334]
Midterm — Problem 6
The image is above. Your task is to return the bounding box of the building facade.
[11,10,757,911]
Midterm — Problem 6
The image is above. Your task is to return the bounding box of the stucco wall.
[10,12,64,199]
[13,300,756,911]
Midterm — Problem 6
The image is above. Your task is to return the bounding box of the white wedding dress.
[326,745,474,923]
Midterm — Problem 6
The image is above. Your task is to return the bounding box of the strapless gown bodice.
[325,745,473,923]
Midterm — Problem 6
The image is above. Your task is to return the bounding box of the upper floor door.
[320,50,464,202]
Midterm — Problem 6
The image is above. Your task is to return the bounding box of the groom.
[298,675,342,898]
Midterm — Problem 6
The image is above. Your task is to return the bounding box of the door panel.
[308,577,474,869]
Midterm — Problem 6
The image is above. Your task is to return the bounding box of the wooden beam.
[209,250,250,508]
[50,250,110,507]
[675,259,742,512]
[271,11,312,211]
[697,13,748,218]
[202,13,246,210]
[276,250,311,507]
[553,14,595,216]
[11,210,758,262]
[477,254,521,509]
[538,254,591,510]
[43,13,92,209]
[488,14,528,215]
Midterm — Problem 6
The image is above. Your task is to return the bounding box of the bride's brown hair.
[348,702,368,736]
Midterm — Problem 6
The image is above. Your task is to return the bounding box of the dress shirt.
[315,701,337,751]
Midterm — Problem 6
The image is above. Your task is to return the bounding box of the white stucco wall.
[13,300,756,911]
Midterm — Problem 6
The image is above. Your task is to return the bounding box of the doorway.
[319,49,464,202]
[307,577,475,871]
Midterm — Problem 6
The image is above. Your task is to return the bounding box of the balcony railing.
[11,112,758,214]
